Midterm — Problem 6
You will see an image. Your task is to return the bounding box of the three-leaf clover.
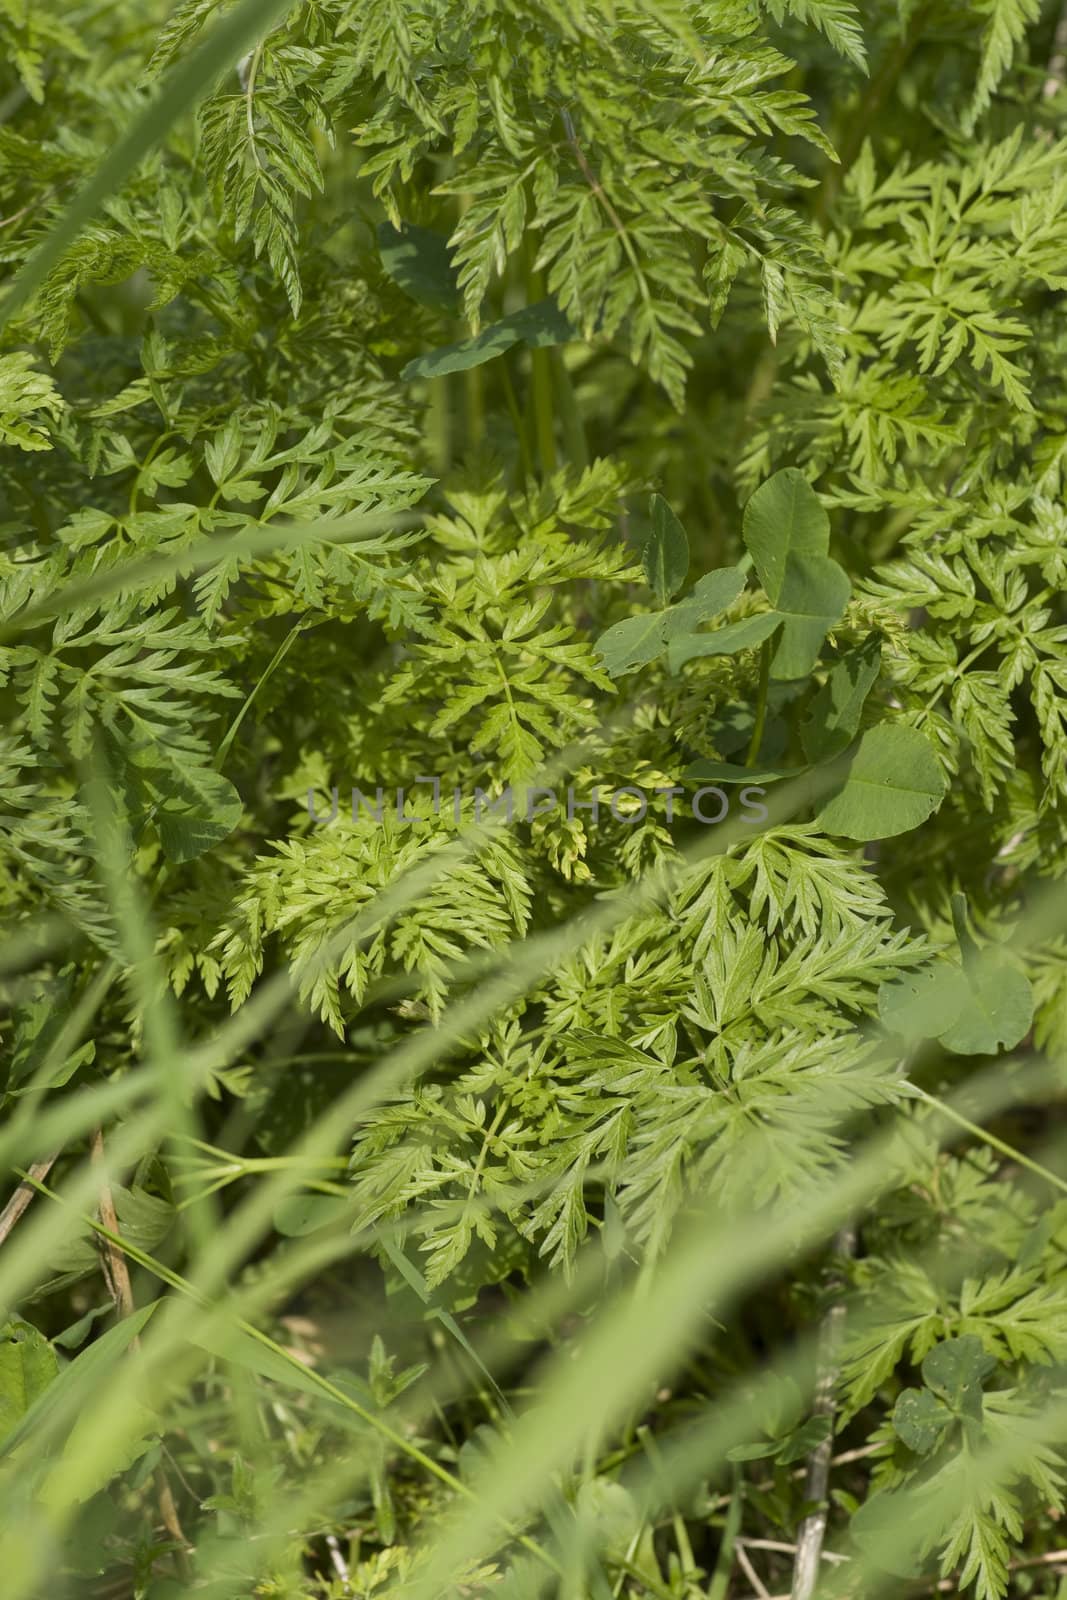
[892,1336,998,1454]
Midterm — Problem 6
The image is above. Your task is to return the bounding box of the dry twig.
[0,1153,60,1249]
[735,1539,773,1599]
[90,1128,191,1567]
[790,1226,856,1600]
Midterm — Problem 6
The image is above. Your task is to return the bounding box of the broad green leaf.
[52,1305,113,1352]
[37,1398,160,1511]
[892,1387,952,1454]
[594,611,670,677]
[643,495,690,603]
[378,221,460,310]
[937,948,1034,1056]
[158,769,243,861]
[403,321,526,380]
[921,1337,997,1418]
[402,298,574,380]
[850,1488,926,1580]
[769,552,851,681]
[683,757,808,784]
[7,970,95,1094]
[814,724,947,841]
[801,637,882,761]
[739,469,846,678]
[0,1306,157,1461]
[776,1413,833,1463]
[667,611,781,672]
[879,905,1032,1054]
[877,964,969,1043]
[662,567,748,637]
[506,298,576,350]
[725,1438,780,1462]
[126,748,244,863]
[18,1182,176,1306]
[741,467,830,602]
[574,1479,642,1557]
[272,1195,350,1237]
[0,1321,58,1438]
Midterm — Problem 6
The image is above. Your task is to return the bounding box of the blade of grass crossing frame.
[0,0,291,332]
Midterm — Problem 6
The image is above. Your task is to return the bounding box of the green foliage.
[2,4,1067,1600]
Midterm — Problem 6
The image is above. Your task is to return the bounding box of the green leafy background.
[1,3,1067,1599]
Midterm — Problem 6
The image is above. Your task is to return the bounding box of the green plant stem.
[530,346,557,477]
[638,1425,697,1578]
[214,618,310,771]
[428,372,451,475]
[465,361,485,449]
[90,1127,193,1574]
[524,243,557,476]
[706,1465,743,1600]
[746,639,771,766]
[907,1087,1067,1200]
[551,348,588,471]
[501,354,535,481]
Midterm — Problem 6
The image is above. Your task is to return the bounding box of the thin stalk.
[465,362,485,450]
[530,346,557,477]
[525,243,557,476]
[746,639,771,766]
[501,355,535,482]
[428,372,451,475]
[551,348,589,471]
[456,192,485,451]
[214,619,309,771]
[707,1465,743,1600]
